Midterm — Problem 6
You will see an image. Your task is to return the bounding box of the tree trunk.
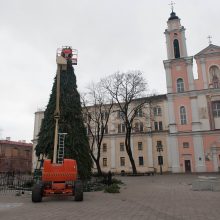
[127,149,137,174]
[94,158,102,176]
[125,127,137,174]
[90,152,103,176]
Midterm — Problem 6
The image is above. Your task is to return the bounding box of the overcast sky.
[0,0,219,142]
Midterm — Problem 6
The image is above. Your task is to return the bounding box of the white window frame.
[177,78,184,93]
[180,106,187,125]
[213,102,220,118]
[153,106,162,116]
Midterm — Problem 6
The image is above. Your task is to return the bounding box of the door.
[184,160,191,172]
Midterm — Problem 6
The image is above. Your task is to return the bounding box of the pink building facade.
[164,11,220,173]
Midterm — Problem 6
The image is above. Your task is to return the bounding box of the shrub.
[111,178,123,185]
[104,183,120,193]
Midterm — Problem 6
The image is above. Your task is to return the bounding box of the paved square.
[0,174,220,220]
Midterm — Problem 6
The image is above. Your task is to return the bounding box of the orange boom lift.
[32,47,83,202]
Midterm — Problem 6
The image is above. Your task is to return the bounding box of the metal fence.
[0,173,34,194]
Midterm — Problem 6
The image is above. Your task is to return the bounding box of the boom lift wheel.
[74,180,83,201]
[32,183,43,202]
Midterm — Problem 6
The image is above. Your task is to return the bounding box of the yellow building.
[85,94,170,174]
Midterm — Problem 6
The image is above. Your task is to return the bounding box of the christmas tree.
[36,59,92,179]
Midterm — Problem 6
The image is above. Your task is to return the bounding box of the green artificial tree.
[36,60,92,179]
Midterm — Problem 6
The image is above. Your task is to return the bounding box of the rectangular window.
[180,115,187,124]
[183,142,189,148]
[154,122,158,131]
[140,122,143,132]
[104,125,108,134]
[136,109,143,117]
[180,106,187,125]
[118,111,125,119]
[103,158,107,167]
[120,143,124,151]
[120,157,125,166]
[134,122,139,132]
[118,124,121,133]
[122,124,125,132]
[213,102,220,117]
[159,121,163,130]
[101,111,109,120]
[177,79,184,92]
[157,141,162,148]
[153,107,162,116]
[138,142,143,150]
[158,156,163,165]
[134,122,143,132]
[118,123,125,133]
[101,125,108,134]
[139,156,144,166]
[103,143,107,152]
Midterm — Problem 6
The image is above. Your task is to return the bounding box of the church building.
[164,10,220,172]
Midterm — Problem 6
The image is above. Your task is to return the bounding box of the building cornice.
[167,88,220,97]
[169,129,220,136]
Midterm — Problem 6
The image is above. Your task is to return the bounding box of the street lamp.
[156,141,163,175]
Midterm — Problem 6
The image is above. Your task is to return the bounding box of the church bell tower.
[164,10,188,59]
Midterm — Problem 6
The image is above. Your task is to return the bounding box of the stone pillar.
[164,30,172,59]
[186,57,195,90]
[200,58,208,89]
[167,95,177,133]
[212,146,219,172]
[180,28,188,57]
[166,135,172,171]
[190,96,201,131]
[169,135,180,173]
[164,61,173,93]
[193,134,206,172]
[110,136,116,169]
[147,133,153,168]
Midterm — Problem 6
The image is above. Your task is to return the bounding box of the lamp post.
[156,141,163,175]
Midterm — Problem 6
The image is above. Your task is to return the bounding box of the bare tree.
[81,83,113,176]
[101,70,149,174]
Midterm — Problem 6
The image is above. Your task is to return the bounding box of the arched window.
[177,78,184,92]
[180,106,187,125]
[209,65,220,88]
[173,39,180,58]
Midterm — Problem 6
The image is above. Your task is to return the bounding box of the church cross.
[169,1,175,12]
[207,35,212,45]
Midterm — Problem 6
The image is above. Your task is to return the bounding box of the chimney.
[6,137,11,141]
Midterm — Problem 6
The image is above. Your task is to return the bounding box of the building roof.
[0,140,33,147]
[194,44,220,59]
[168,11,179,21]
[85,94,167,109]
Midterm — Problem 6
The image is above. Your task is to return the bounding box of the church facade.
[164,11,220,173]
[32,11,220,173]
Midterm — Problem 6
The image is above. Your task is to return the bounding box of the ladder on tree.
[34,154,44,181]
[57,133,67,164]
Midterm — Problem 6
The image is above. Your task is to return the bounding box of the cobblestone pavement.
[0,174,220,220]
